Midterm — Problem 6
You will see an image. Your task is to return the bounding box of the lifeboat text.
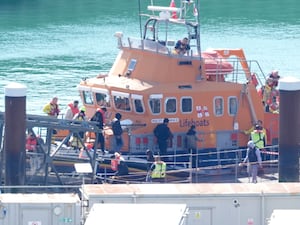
[180,119,209,128]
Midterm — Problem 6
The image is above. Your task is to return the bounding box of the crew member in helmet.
[240,140,262,183]
[70,106,87,148]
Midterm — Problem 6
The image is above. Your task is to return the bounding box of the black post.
[278,77,300,182]
[4,83,27,191]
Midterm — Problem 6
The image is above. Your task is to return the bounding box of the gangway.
[0,112,102,186]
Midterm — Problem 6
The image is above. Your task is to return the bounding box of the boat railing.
[124,37,199,57]
[121,37,267,85]
[205,58,267,86]
[94,144,279,184]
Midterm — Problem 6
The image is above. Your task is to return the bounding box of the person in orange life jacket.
[65,100,79,120]
[43,96,60,117]
[240,140,262,183]
[111,152,128,176]
[26,132,38,152]
[153,118,173,157]
[149,155,166,183]
[112,113,124,152]
[79,143,94,159]
[90,107,107,154]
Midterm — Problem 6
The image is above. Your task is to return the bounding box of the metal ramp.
[0,112,102,186]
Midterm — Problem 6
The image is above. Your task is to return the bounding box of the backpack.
[248,147,258,162]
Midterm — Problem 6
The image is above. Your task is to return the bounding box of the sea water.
[0,0,299,114]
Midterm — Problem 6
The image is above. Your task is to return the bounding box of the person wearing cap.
[185,125,200,168]
[90,107,107,154]
[240,140,262,183]
[153,118,173,156]
[111,113,123,152]
[64,100,79,120]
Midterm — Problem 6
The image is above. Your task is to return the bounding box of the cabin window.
[228,97,238,116]
[82,91,94,105]
[113,95,131,111]
[149,98,161,114]
[133,99,144,113]
[128,59,137,72]
[95,92,111,107]
[181,97,192,113]
[214,97,224,116]
[165,98,176,114]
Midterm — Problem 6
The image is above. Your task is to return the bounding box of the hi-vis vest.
[151,162,166,178]
[251,130,265,149]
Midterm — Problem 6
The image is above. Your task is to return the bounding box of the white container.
[0,193,81,225]
[268,210,300,225]
[84,203,188,225]
[82,183,300,225]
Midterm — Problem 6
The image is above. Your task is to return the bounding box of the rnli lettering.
[180,119,209,127]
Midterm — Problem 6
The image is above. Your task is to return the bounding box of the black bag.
[248,148,258,162]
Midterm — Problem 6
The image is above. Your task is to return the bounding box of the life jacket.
[49,103,60,116]
[151,162,166,178]
[97,108,106,124]
[251,130,265,149]
[26,137,37,151]
[68,103,79,116]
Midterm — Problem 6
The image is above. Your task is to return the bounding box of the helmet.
[80,106,86,112]
[163,118,169,123]
[247,140,255,148]
[115,113,122,120]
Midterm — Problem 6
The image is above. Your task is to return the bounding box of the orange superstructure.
[77,0,279,168]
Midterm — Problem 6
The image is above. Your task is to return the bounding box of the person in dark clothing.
[112,113,123,152]
[185,125,200,168]
[174,37,191,55]
[90,107,107,154]
[153,118,173,157]
[146,149,155,171]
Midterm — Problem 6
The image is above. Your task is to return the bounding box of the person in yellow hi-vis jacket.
[148,155,166,183]
[244,120,267,143]
[250,125,266,150]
